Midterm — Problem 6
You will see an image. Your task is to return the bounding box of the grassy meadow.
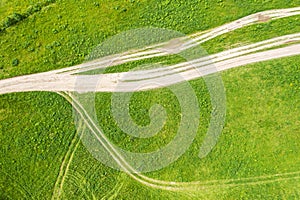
[0,0,299,199]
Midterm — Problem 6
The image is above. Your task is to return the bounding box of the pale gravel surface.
[0,34,299,94]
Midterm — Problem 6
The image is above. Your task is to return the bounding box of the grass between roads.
[0,0,300,199]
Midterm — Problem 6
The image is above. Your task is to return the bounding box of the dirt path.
[0,33,299,94]
[0,7,300,95]
[51,120,83,200]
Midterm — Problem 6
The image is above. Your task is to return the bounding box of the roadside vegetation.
[0,0,299,199]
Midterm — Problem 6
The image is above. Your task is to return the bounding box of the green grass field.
[0,0,299,199]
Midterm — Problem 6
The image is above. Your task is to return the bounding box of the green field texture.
[0,0,300,199]
[1,56,299,199]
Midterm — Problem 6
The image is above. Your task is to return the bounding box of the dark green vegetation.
[0,0,56,32]
[0,0,300,199]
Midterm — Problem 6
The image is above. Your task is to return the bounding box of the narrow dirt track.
[64,91,300,191]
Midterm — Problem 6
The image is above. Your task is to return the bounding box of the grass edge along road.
[0,7,300,94]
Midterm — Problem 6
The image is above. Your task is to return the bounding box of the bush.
[12,58,20,66]
[3,13,25,28]
[0,0,57,32]
[12,13,25,21]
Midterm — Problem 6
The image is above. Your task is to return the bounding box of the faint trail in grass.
[107,183,124,200]
[101,175,125,200]
[66,90,300,191]
[57,125,83,196]
[211,173,300,189]
[67,170,98,200]
[51,118,83,200]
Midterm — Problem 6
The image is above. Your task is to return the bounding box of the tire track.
[66,170,97,200]
[51,117,83,200]
[65,91,300,191]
